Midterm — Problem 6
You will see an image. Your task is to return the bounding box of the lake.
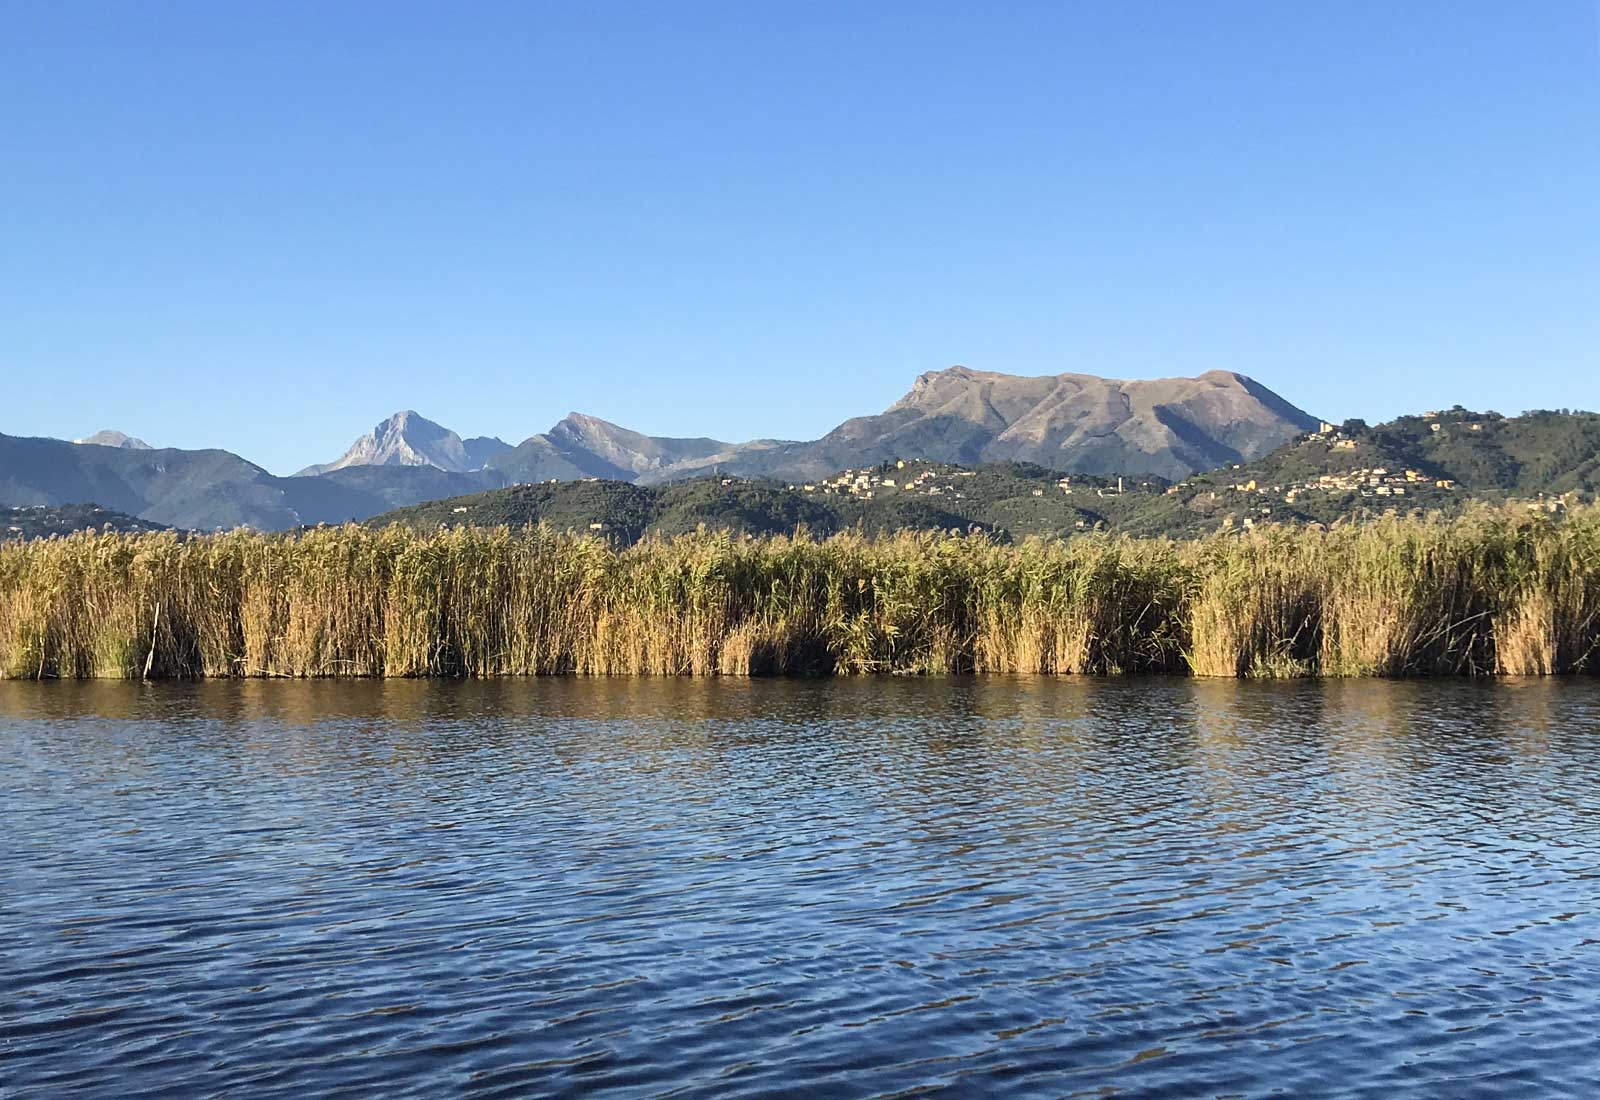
[3,678,1598,1098]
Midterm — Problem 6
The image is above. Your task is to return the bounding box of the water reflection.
[3,677,1599,1099]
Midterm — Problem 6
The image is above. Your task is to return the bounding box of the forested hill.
[1155,406,1600,532]
[1241,407,1600,492]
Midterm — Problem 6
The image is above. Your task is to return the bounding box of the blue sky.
[4,1,1597,474]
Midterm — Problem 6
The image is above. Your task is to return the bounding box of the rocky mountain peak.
[74,430,153,450]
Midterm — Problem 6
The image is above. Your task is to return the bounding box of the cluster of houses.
[1194,465,1456,532]
[794,462,1130,503]
[1175,419,1468,525]
[1281,466,1457,503]
[796,461,979,501]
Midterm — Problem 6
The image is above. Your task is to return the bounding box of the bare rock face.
[299,411,509,475]
[74,430,153,450]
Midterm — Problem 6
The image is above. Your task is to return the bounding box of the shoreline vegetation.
[2,507,1597,680]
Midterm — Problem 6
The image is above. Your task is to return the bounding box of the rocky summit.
[298,411,511,475]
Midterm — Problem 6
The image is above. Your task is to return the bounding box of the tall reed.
[2,508,1596,679]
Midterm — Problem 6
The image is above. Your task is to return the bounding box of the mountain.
[462,435,514,470]
[489,413,742,483]
[864,367,1318,478]
[74,430,152,449]
[300,411,510,475]
[0,432,495,531]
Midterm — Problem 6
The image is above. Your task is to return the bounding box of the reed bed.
[2,508,1597,679]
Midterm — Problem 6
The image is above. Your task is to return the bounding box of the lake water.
[3,678,1599,1098]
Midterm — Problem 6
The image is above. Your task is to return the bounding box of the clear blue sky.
[4,1,1597,474]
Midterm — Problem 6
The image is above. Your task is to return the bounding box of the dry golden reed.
[2,507,1596,679]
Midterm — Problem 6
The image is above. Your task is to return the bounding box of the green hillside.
[368,463,1162,542]
[1163,407,1600,532]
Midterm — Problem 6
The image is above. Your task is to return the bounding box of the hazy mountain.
[74,430,153,450]
[462,435,514,470]
[489,413,737,483]
[0,432,496,531]
[300,411,509,475]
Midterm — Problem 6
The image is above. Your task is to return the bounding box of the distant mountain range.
[0,433,492,531]
[303,366,1318,485]
[3,365,1335,531]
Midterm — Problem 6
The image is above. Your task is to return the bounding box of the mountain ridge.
[296,367,1318,486]
[4,366,1325,531]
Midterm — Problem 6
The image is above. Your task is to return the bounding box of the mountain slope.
[462,435,513,470]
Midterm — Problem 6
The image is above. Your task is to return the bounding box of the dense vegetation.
[371,465,1176,541]
[3,506,1597,680]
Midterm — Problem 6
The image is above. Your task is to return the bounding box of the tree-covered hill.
[368,464,1157,542]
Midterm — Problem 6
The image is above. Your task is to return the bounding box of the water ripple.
[3,677,1599,1098]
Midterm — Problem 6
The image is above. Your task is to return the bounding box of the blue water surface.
[3,677,1598,1098]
